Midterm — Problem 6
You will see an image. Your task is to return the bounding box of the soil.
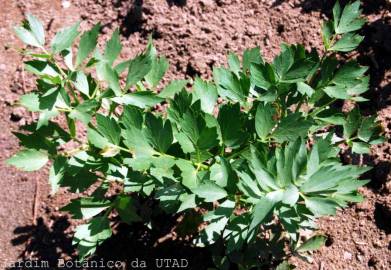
[0,0,390,269]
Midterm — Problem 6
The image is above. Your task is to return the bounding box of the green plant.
[8,1,383,268]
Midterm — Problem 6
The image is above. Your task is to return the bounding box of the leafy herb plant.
[8,1,383,268]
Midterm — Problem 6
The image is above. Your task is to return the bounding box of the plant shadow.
[6,212,214,270]
[6,217,75,269]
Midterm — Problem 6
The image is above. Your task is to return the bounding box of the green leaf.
[228,52,241,75]
[249,197,274,232]
[250,63,274,90]
[192,77,218,114]
[20,93,40,112]
[26,14,45,46]
[61,197,112,219]
[296,235,327,252]
[322,21,334,49]
[87,128,109,149]
[193,181,228,202]
[217,103,246,147]
[145,56,169,87]
[7,149,48,171]
[126,49,153,88]
[272,113,312,143]
[14,26,41,47]
[176,160,199,189]
[99,63,122,96]
[73,71,90,97]
[51,22,80,53]
[76,23,100,66]
[305,197,339,216]
[334,1,365,34]
[358,116,376,142]
[255,103,276,140]
[343,107,361,139]
[49,156,66,194]
[69,100,100,124]
[112,92,163,109]
[158,79,188,99]
[330,33,364,52]
[178,193,197,212]
[144,113,173,153]
[213,67,248,102]
[96,114,121,145]
[243,47,263,73]
[210,157,236,191]
[115,196,141,224]
[276,261,295,270]
[301,165,369,193]
[297,82,315,97]
[103,29,122,65]
[74,216,112,259]
[352,141,370,154]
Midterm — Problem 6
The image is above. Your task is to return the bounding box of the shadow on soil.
[119,0,186,38]
[6,213,213,270]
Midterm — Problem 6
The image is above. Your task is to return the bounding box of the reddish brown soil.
[0,0,390,269]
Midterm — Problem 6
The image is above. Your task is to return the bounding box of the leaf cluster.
[8,1,384,268]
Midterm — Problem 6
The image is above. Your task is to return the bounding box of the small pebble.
[62,0,71,9]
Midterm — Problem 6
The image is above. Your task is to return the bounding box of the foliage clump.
[8,1,383,268]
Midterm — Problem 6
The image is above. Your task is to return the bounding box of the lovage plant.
[8,1,383,268]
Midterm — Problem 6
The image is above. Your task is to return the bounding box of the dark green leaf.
[255,103,276,140]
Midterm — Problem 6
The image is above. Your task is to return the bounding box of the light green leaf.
[74,216,112,259]
[61,197,112,219]
[51,22,80,53]
[305,197,339,216]
[158,79,188,99]
[14,26,41,47]
[112,92,163,109]
[193,181,228,202]
[297,82,315,97]
[249,197,274,232]
[73,71,90,97]
[7,149,48,171]
[352,141,370,154]
[26,14,45,46]
[20,93,40,112]
[178,194,197,212]
[334,1,365,34]
[96,114,121,145]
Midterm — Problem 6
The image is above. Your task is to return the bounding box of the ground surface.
[0,0,390,269]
